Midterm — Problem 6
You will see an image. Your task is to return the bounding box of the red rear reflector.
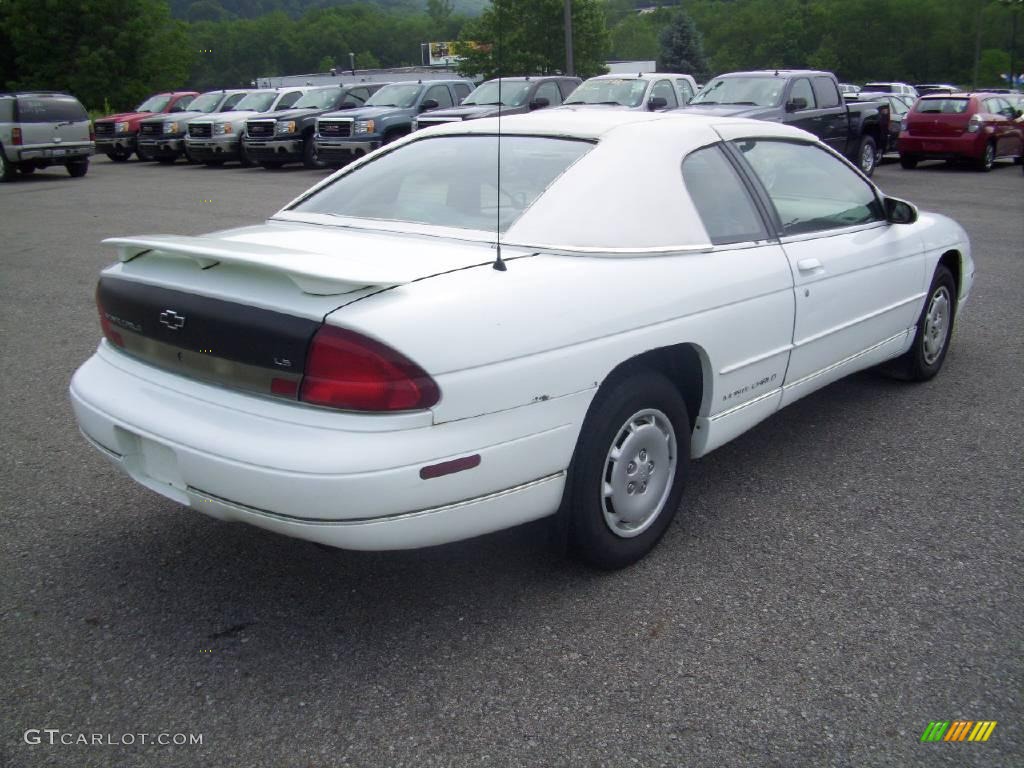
[12,127,22,146]
[95,287,124,347]
[270,378,298,397]
[419,454,481,480]
[299,326,440,412]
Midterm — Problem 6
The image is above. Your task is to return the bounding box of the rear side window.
[425,84,454,108]
[811,77,840,108]
[675,79,694,104]
[453,83,472,103]
[790,79,815,109]
[915,98,970,114]
[15,97,88,123]
[650,80,679,108]
[0,98,12,122]
[346,88,370,105]
[681,145,767,245]
[221,93,246,111]
[534,81,563,106]
[275,91,304,109]
[558,80,579,99]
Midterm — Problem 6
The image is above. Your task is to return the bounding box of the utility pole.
[1000,0,1023,90]
[564,0,574,76]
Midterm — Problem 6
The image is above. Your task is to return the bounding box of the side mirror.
[786,97,808,113]
[420,99,440,112]
[647,96,668,111]
[884,196,918,225]
[529,97,550,110]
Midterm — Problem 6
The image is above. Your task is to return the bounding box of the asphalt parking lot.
[1,153,1021,768]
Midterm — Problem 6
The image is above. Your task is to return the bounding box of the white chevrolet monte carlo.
[70,110,973,569]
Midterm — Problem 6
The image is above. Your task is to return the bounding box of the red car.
[898,92,1023,171]
[93,91,198,162]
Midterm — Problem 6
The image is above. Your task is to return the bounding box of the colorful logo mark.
[921,721,997,742]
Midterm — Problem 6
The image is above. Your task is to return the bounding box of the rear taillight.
[299,326,440,412]
[89,122,95,142]
[966,114,983,133]
[95,289,124,348]
[12,127,22,145]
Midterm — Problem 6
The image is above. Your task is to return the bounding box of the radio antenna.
[492,2,507,271]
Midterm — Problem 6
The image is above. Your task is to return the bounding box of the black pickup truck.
[682,70,889,177]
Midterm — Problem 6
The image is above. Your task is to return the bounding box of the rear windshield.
[15,96,88,122]
[234,92,276,111]
[291,135,592,233]
[915,98,970,114]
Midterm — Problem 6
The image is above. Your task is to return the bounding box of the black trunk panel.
[97,277,320,372]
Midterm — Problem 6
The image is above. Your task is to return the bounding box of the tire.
[564,370,690,569]
[19,164,35,175]
[106,148,131,162]
[0,150,17,182]
[887,265,957,381]
[899,154,919,169]
[66,159,88,178]
[857,134,877,177]
[302,135,321,169]
[260,161,285,169]
[135,147,151,161]
[977,142,995,172]
[239,143,255,168]
[183,145,198,164]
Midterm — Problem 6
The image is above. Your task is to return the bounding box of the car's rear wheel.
[565,370,689,569]
[977,142,995,172]
[899,154,919,169]
[857,135,877,176]
[106,149,132,162]
[887,265,956,381]
[66,159,89,178]
[0,152,17,182]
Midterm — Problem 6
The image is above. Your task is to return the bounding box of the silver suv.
[1,92,94,182]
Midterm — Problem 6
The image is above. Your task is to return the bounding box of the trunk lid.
[907,97,974,136]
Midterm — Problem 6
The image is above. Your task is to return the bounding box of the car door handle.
[797,258,823,272]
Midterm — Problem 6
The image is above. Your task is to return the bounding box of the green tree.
[658,9,710,80]
[456,0,610,79]
[1,0,192,111]
[610,13,665,62]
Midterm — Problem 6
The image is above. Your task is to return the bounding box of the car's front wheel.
[888,265,957,381]
[977,141,995,172]
[565,370,689,569]
[857,135,877,176]
[302,135,322,169]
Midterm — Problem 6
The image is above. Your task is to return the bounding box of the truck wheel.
[135,147,152,161]
[564,370,689,570]
[0,151,18,182]
[857,135,877,177]
[899,154,919,169]
[976,142,995,172]
[183,146,198,164]
[302,136,322,169]
[239,143,255,168]
[66,159,89,178]
[106,148,132,162]
[885,265,956,382]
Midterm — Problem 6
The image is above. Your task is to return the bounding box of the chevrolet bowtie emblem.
[159,309,186,330]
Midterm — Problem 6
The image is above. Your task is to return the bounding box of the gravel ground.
[1,153,1021,768]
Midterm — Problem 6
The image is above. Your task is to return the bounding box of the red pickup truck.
[93,91,198,161]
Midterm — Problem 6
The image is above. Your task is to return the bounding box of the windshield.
[234,92,276,112]
[565,78,648,107]
[691,77,784,107]
[292,87,343,110]
[464,81,532,107]
[365,83,423,108]
[291,135,592,233]
[188,92,224,113]
[135,94,172,113]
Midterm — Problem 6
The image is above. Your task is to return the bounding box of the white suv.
[0,92,94,182]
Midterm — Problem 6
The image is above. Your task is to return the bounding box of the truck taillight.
[12,127,22,145]
[299,326,439,412]
[95,288,125,348]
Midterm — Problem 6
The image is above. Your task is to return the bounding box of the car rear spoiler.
[103,235,417,295]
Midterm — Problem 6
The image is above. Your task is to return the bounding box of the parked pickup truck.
[559,73,699,111]
[185,87,313,167]
[412,76,580,130]
[315,79,475,166]
[683,70,888,176]
[243,83,385,169]
[93,91,198,162]
[138,89,251,164]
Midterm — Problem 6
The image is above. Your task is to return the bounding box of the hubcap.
[601,408,678,538]
[985,145,994,168]
[923,286,951,365]
[861,143,875,173]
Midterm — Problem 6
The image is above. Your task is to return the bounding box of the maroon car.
[898,92,1023,171]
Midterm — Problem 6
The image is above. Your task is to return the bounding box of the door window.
[424,85,454,108]
[790,79,815,110]
[681,145,767,245]
[811,77,840,108]
[650,80,679,108]
[733,139,884,235]
[534,81,563,106]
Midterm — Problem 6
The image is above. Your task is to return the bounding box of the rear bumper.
[69,344,581,550]
[898,132,985,159]
[17,144,93,162]
[243,138,303,161]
